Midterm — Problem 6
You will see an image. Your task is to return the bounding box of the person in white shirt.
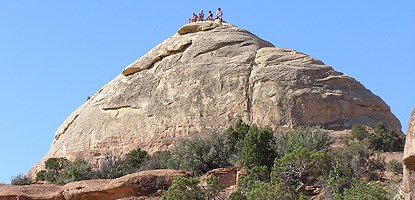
[215,8,223,21]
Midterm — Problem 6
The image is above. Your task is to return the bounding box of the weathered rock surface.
[29,22,401,176]
[0,184,63,200]
[404,108,415,199]
[0,169,187,200]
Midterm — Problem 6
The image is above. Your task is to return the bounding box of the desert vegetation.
[26,118,404,199]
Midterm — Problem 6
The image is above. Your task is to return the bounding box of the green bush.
[171,132,232,174]
[229,165,270,200]
[274,126,333,158]
[98,154,125,179]
[161,176,223,200]
[160,176,204,200]
[35,170,46,181]
[351,124,368,141]
[204,176,224,200]
[326,139,386,198]
[388,159,403,176]
[271,147,326,198]
[140,151,172,170]
[368,121,405,152]
[327,158,350,197]
[241,124,276,169]
[10,174,31,185]
[57,159,96,184]
[38,157,96,185]
[122,148,149,174]
[225,118,250,156]
[43,157,70,184]
[333,178,391,200]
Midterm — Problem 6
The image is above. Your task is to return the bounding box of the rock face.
[29,21,401,175]
[0,184,63,200]
[0,169,187,200]
[404,108,415,199]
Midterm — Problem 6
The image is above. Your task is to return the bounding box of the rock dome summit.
[29,21,401,175]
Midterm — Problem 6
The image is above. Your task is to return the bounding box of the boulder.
[0,169,187,200]
[0,184,63,200]
[61,169,188,200]
[199,167,239,189]
[29,22,401,177]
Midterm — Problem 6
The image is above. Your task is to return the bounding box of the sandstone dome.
[29,21,401,174]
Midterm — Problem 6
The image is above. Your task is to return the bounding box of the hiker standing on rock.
[215,8,223,21]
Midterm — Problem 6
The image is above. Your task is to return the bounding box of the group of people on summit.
[189,8,223,23]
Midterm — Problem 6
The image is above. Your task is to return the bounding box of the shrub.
[171,132,232,174]
[240,124,276,169]
[204,176,225,200]
[368,121,405,152]
[271,147,326,198]
[43,157,70,184]
[122,148,149,174]
[329,139,385,184]
[36,170,46,181]
[98,154,125,179]
[229,165,270,200]
[333,178,391,200]
[10,174,31,185]
[140,151,172,170]
[57,159,96,184]
[160,176,204,200]
[327,158,350,197]
[39,157,96,185]
[245,182,280,200]
[388,159,403,176]
[351,124,368,141]
[274,126,333,158]
[161,176,224,200]
[225,118,250,155]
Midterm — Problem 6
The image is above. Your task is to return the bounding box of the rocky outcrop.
[0,169,187,200]
[0,184,63,200]
[29,22,401,177]
[404,108,415,199]
[199,167,239,189]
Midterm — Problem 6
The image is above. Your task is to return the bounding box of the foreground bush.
[37,157,96,185]
[388,159,403,176]
[160,176,223,200]
[58,159,96,184]
[170,132,232,174]
[122,148,149,174]
[241,125,276,169]
[11,174,31,185]
[274,126,333,158]
[97,154,125,179]
[333,178,391,200]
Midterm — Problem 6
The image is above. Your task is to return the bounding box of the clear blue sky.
[0,1,414,183]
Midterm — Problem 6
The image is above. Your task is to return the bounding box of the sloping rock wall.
[29,21,402,177]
